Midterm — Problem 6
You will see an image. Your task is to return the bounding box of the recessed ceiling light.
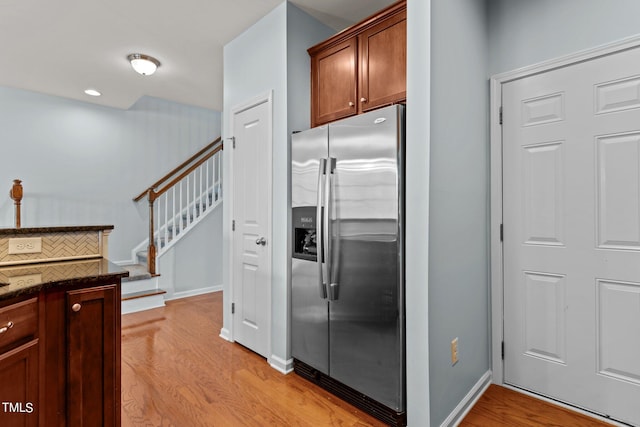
[84,89,101,97]
[127,53,161,76]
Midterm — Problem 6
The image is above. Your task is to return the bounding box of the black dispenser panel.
[292,206,317,261]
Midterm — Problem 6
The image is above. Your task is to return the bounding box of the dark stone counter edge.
[0,259,129,302]
[0,225,114,235]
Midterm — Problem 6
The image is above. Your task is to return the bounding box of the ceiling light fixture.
[127,53,161,76]
[84,88,101,97]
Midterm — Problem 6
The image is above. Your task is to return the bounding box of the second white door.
[232,97,271,358]
[503,46,640,425]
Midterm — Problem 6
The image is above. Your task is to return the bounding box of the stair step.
[121,263,152,282]
[122,289,167,301]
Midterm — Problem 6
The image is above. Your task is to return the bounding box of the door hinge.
[232,220,235,231]
[500,223,503,242]
[231,302,235,314]
[499,106,503,125]
[501,341,505,360]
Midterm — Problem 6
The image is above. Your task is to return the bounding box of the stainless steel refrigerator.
[291,104,405,426]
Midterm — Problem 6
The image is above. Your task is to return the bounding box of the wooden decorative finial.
[9,179,23,228]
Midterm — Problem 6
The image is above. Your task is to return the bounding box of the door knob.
[360,97,367,103]
[72,303,82,312]
[255,237,267,246]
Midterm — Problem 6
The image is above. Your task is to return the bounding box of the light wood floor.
[121,292,612,427]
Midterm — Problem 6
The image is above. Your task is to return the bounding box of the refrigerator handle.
[317,158,328,299]
[326,157,339,301]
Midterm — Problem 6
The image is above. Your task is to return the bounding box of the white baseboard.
[121,294,166,315]
[269,355,293,374]
[441,370,492,427]
[219,328,232,342]
[113,259,134,266]
[165,285,222,301]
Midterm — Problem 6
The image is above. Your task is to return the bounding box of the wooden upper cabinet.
[358,9,406,113]
[309,0,406,127]
[311,38,358,127]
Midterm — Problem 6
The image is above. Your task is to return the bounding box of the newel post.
[9,179,23,228]
[147,189,157,275]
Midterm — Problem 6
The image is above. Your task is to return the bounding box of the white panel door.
[503,46,640,425]
[232,99,271,358]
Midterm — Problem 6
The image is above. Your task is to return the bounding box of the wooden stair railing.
[133,138,223,275]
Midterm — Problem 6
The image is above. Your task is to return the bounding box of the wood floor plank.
[460,384,613,427]
[121,292,386,427]
[122,292,613,427]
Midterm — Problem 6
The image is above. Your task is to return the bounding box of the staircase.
[122,138,223,314]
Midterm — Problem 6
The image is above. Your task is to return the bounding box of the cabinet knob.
[360,97,367,103]
[72,303,82,312]
[0,321,14,334]
[348,101,354,107]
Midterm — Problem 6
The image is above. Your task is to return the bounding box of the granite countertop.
[0,225,114,235]
[0,258,128,301]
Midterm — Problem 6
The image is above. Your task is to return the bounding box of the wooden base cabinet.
[40,281,120,427]
[43,280,121,427]
[309,0,406,127]
[67,285,120,427]
[0,297,39,427]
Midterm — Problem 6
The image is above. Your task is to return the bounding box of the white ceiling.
[0,0,395,111]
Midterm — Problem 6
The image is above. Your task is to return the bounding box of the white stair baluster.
[179,178,183,235]
[218,151,222,199]
[199,164,203,215]
[192,171,196,224]
[156,198,161,256]
[172,186,176,242]
[205,158,210,210]
[163,192,168,248]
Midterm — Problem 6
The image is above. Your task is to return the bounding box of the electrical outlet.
[8,237,42,255]
[451,337,459,365]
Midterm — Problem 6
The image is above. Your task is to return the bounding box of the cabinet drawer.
[0,297,38,351]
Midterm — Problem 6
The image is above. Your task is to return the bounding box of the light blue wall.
[159,204,223,299]
[222,0,333,365]
[428,0,490,425]
[489,0,640,75]
[0,87,220,262]
[222,2,287,360]
[405,0,432,425]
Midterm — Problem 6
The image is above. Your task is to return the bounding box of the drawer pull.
[0,321,14,334]
[72,303,82,312]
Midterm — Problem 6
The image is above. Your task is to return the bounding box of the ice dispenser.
[292,206,317,261]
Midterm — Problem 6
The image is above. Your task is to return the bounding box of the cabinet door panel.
[312,38,358,127]
[358,10,406,113]
[67,284,119,427]
[0,340,39,427]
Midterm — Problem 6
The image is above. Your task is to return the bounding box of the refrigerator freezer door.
[291,126,330,375]
[328,105,404,410]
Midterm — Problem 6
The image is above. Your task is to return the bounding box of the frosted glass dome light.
[127,53,161,76]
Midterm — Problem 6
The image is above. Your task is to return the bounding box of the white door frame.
[228,90,273,361]
[490,35,640,385]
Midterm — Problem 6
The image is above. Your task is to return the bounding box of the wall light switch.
[8,237,42,255]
